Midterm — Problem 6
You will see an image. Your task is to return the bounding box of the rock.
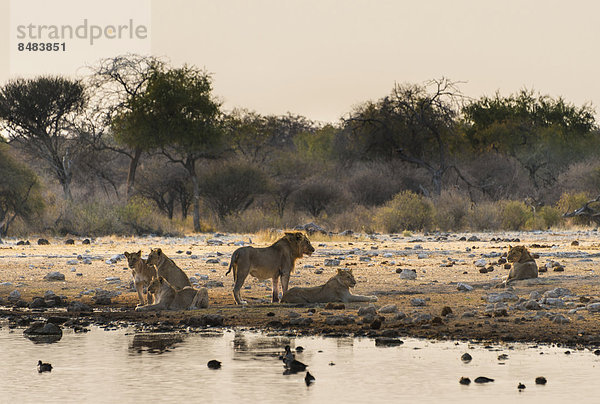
[206,258,220,264]
[206,239,224,246]
[8,289,21,301]
[67,301,92,313]
[553,265,565,272]
[44,272,65,281]
[358,306,377,317]
[411,298,426,307]
[325,315,354,325]
[370,318,382,329]
[441,306,453,316]
[16,240,30,245]
[399,269,417,279]
[93,291,112,305]
[324,302,345,310]
[207,360,221,369]
[37,238,50,245]
[474,376,494,383]
[324,259,341,266]
[486,292,518,303]
[479,267,488,274]
[461,353,472,362]
[393,312,407,321]
[105,254,125,264]
[205,280,224,288]
[29,297,47,309]
[521,300,542,311]
[375,337,404,347]
[459,377,471,385]
[82,258,92,265]
[105,277,120,282]
[551,314,571,324]
[529,291,542,300]
[457,283,473,291]
[379,304,398,314]
[184,314,224,327]
[587,302,600,312]
[540,298,565,308]
[65,239,75,245]
[0,282,12,287]
[535,376,547,385]
[24,322,62,342]
[66,259,78,265]
[82,239,91,245]
[571,240,579,246]
[294,222,327,235]
[289,317,313,326]
[359,256,371,262]
[474,258,487,267]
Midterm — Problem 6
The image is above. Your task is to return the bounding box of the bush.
[433,189,471,231]
[347,169,400,206]
[556,191,594,226]
[500,200,532,230]
[199,162,268,219]
[292,180,341,217]
[220,208,282,233]
[375,191,434,232]
[538,205,562,228]
[325,205,376,233]
[467,201,501,231]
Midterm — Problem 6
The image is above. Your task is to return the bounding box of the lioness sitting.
[146,248,192,289]
[135,276,209,311]
[226,232,315,304]
[498,245,538,287]
[124,250,157,305]
[281,268,378,304]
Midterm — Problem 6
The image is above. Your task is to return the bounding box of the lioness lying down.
[281,268,378,304]
[226,232,315,304]
[497,245,538,287]
[135,276,209,312]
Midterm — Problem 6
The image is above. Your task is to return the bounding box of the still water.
[1,324,599,404]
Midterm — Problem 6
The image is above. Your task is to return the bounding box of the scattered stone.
[468,236,480,242]
[521,300,542,311]
[324,302,345,310]
[457,283,473,291]
[571,240,579,246]
[324,259,340,266]
[294,222,327,235]
[486,292,518,303]
[441,306,453,316]
[410,298,426,307]
[184,314,224,327]
[24,321,62,342]
[325,315,354,325]
[378,304,398,314]
[205,280,224,288]
[65,239,75,245]
[479,267,488,274]
[459,377,471,385]
[587,302,600,313]
[553,266,565,272]
[370,318,382,329]
[207,360,221,369]
[16,240,30,245]
[461,353,472,362]
[535,376,547,385]
[105,254,124,265]
[474,376,494,383]
[43,272,65,281]
[67,301,92,313]
[8,290,21,301]
[206,258,220,264]
[399,269,417,280]
[551,314,571,324]
[474,259,487,267]
[82,239,91,245]
[289,317,313,326]
[206,239,224,246]
[358,306,377,317]
[37,238,50,245]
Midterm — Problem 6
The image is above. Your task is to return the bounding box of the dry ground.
[2,230,600,346]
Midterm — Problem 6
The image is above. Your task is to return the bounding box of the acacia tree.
[341,78,465,196]
[119,65,223,231]
[85,54,165,198]
[0,143,44,238]
[463,89,597,190]
[0,76,86,200]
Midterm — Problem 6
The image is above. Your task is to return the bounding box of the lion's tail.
[225,250,239,278]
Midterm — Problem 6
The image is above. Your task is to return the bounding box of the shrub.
[292,180,341,217]
[433,189,471,231]
[199,162,268,219]
[325,205,376,233]
[118,196,176,235]
[500,200,532,230]
[556,191,594,226]
[375,191,434,232]
[220,208,282,233]
[537,205,562,228]
[347,169,400,206]
[467,201,501,231]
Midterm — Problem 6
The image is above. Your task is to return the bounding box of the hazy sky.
[2,0,600,123]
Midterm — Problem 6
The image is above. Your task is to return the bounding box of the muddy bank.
[2,230,600,347]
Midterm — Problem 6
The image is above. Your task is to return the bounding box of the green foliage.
[294,124,336,161]
[500,200,532,230]
[199,162,268,219]
[556,191,593,226]
[538,205,562,228]
[375,191,434,232]
[0,144,44,236]
[467,201,501,231]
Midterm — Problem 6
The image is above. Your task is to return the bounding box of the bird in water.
[207,360,221,369]
[305,371,315,386]
[282,345,307,372]
[37,360,52,373]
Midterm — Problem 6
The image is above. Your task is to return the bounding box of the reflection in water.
[129,333,186,354]
[2,325,600,403]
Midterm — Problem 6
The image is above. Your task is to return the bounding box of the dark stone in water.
[459,377,471,385]
[374,337,404,347]
[295,346,304,352]
[461,353,472,362]
[184,314,224,327]
[535,376,547,385]
[594,350,600,356]
[24,322,63,343]
[381,329,399,338]
[207,360,221,369]
[474,376,494,383]
[29,297,46,309]
[67,301,92,313]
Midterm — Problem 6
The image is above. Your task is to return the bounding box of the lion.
[146,248,192,289]
[497,245,538,287]
[226,232,315,304]
[281,268,378,304]
[124,250,157,305]
[135,276,209,311]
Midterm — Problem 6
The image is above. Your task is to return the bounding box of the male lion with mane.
[135,275,209,311]
[281,268,378,304]
[124,250,157,305]
[226,232,315,304]
[146,248,192,289]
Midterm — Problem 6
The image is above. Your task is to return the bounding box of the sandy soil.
[2,230,600,346]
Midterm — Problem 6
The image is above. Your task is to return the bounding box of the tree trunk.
[126,148,142,199]
[191,173,201,232]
